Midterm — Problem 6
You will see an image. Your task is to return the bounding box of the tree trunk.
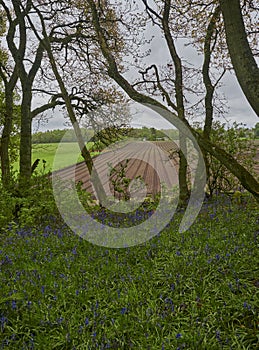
[202,6,221,194]
[178,137,190,205]
[0,66,18,187]
[196,134,259,202]
[202,6,221,139]
[44,40,107,205]
[0,90,13,186]
[162,0,190,205]
[220,0,259,116]
[19,88,32,181]
[87,0,259,203]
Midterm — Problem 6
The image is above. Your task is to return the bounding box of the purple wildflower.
[121,307,127,315]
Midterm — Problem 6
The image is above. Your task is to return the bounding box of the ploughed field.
[52,140,259,198]
[52,141,180,199]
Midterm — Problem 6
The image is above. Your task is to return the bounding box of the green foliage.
[108,159,132,201]
[204,121,257,195]
[0,86,21,166]
[16,176,61,228]
[0,183,16,229]
[254,122,259,138]
[32,128,94,144]
[76,181,99,210]
[31,143,84,173]
[11,142,97,173]
[7,173,98,229]
[91,126,131,151]
[128,127,167,140]
[0,170,63,230]
[0,196,258,348]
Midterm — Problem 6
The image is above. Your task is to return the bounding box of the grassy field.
[13,142,96,173]
[10,139,259,175]
[0,194,258,349]
[32,143,84,173]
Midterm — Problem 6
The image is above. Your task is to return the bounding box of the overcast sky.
[33,10,258,133]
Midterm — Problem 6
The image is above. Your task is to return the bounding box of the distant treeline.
[32,128,94,144]
[32,127,179,144]
[129,127,179,140]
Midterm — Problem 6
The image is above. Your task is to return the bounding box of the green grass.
[32,143,84,172]
[0,194,258,349]
[12,142,96,173]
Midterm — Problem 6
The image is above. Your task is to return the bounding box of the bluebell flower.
[57,317,63,325]
[243,302,251,310]
[11,300,17,310]
[120,307,127,315]
[0,316,8,331]
[216,330,221,342]
[44,225,51,232]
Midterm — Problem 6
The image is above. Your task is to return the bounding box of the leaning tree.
[84,0,259,202]
[219,0,259,116]
[0,0,127,200]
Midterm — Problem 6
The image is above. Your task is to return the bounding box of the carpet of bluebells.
[0,196,258,349]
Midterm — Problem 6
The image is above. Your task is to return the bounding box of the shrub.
[204,121,257,196]
[0,184,16,230]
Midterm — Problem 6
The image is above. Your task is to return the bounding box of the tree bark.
[202,6,221,193]
[202,6,221,139]
[196,134,259,202]
[220,0,259,116]
[3,0,35,184]
[0,88,13,186]
[19,86,32,180]
[87,0,259,203]
[162,0,190,205]
[49,53,107,204]
[32,10,107,204]
[0,57,18,187]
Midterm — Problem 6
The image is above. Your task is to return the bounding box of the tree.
[26,0,128,204]
[201,4,223,188]
[219,0,259,116]
[199,121,256,196]
[0,8,19,186]
[85,103,132,150]
[1,0,64,184]
[0,0,46,181]
[0,0,125,197]
[85,0,259,202]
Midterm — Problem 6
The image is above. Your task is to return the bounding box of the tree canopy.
[0,0,258,201]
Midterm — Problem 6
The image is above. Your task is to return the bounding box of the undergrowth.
[0,186,258,349]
